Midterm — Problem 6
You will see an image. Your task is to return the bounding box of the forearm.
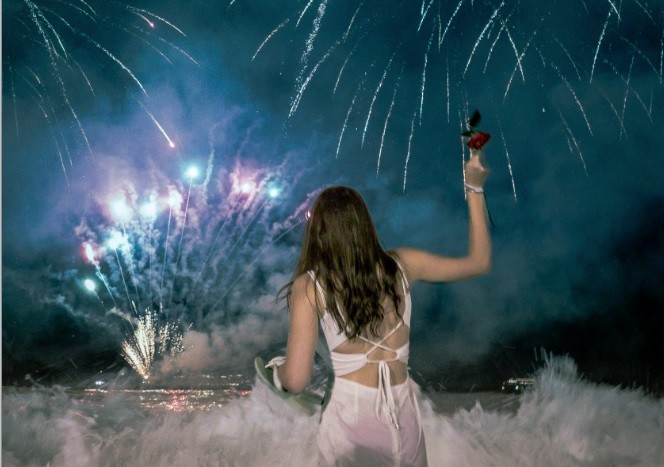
[466,192,491,274]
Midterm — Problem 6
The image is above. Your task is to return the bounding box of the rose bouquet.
[461,109,493,224]
[461,110,491,150]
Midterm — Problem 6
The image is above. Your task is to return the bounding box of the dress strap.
[358,321,403,355]
[375,361,399,429]
[307,271,327,312]
[390,253,410,293]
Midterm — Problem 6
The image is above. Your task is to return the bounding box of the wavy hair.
[280,186,402,339]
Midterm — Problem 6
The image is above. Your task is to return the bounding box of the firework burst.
[250,0,663,193]
[3,0,193,181]
[77,157,308,379]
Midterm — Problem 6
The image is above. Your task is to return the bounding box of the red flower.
[467,131,491,150]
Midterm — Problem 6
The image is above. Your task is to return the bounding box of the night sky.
[3,0,663,390]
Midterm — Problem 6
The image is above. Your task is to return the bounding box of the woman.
[273,149,490,465]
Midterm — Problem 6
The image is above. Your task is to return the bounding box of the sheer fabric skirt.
[317,377,427,466]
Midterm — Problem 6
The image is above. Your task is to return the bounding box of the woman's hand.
[464,149,489,190]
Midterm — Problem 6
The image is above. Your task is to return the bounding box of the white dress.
[309,270,428,467]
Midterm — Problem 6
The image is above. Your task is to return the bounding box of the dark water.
[3,357,663,466]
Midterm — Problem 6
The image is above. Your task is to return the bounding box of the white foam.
[3,357,663,466]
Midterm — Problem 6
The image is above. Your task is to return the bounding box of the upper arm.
[394,247,490,283]
[280,273,319,394]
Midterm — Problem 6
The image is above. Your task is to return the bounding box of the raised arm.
[277,273,319,394]
[396,149,491,283]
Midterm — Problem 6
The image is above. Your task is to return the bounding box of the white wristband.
[464,182,484,194]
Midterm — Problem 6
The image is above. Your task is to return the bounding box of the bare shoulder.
[392,247,422,284]
[291,272,321,316]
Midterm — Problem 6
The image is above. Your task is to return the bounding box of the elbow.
[479,257,492,275]
[279,367,311,395]
[282,378,309,395]
[471,255,491,277]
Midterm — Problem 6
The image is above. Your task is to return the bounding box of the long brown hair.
[280,186,402,339]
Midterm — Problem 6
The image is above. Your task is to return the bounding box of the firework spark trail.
[56,0,96,20]
[31,2,68,57]
[89,288,106,307]
[121,312,157,380]
[9,62,20,137]
[214,197,271,282]
[131,11,155,28]
[362,53,396,147]
[552,34,582,81]
[112,248,134,307]
[95,269,119,308]
[660,27,663,80]
[336,79,364,159]
[158,207,174,304]
[590,9,612,83]
[377,67,403,174]
[86,242,120,308]
[19,73,71,172]
[119,24,173,64]
[137,99,176,148]
[252,17,291,61]
[127,6,187,36]
[593,82,627,137]
[296,0,316,28]
[333,37,363,95]
[459,108,467,199]
[418,26,436,125]
[342,2,363,42]
[417,0,436,32]
[620,55,635,137]
[551,63,594,135]
[43,4,150,95]
[289,42,338,118]
[402,109,418,193]
[632,0,655,23]
[194,196,245,287]
[446,59,450,123]
[70,59,96,96]
[606,0,621,20]
[603,58,653,122]
[217,218,306,302]
[555,106,588,176]
[152,35,199,66]
[439,0,465,48]
[79,31,149,94]
[620,36,663,83]
[118,225,144,308]
[503,28,538,101]
[293,0,328,93]
[75,0,97,16]
[172,182,195,278]
[26,0,92,165]
[483,20,504,73]
[497,14,526,82]
[463,1,504,78]
[498,124,517,202]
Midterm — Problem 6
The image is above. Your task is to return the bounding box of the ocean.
[3,356,663,466]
